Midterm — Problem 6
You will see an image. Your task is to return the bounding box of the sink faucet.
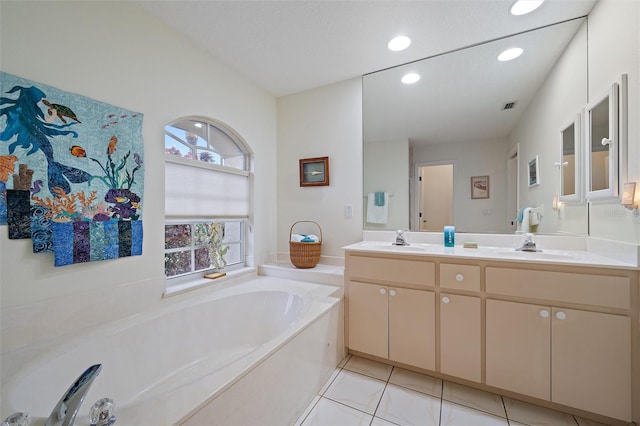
[516,233,540,252]
[46,364,102,426]
[393,229,409,246]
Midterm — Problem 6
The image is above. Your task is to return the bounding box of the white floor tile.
[574,416,614,426]
[388,367,442,398]
[297,355,599,426]
[323,369,387,414]
[375,383,441,425]
[371,416,400,425]
[338,354,352,368]
[344,356,393,381]
[295,395,321,426]
[302,397,373,426]
[443,381,506,418]
[503,397,578,426]
[440,401,509,425]
[319,368,341,395]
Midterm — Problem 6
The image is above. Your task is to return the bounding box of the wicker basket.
[289,221,322,268]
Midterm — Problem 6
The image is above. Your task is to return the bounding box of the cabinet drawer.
[486,267,630,309]
[440,263,480,291]
[349,255,435,287]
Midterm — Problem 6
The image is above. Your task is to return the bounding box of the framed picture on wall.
[471,175,490,199]
[299,156,330,187]
[528,155,540,187]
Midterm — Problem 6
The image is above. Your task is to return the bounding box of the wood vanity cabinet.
[486,299,551,400]
[345,250,639,423]
[440,293,481,382]
[439,263,481,382]
[486,267,632,421]
[346,254,436,370]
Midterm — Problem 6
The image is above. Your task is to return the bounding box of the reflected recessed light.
[401,73,420,84]
[510,0,544,15]
[498,47,523,61]
[388,36,411,51]
[194,123,203,128]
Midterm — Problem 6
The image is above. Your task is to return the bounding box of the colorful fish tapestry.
[0,72,144,266]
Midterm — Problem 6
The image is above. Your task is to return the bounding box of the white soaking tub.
[1,276,344,425]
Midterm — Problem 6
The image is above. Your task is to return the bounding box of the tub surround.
[343,242,639,424]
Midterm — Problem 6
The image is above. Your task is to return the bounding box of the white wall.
[277,79,363,260]
[364,139,410,231]
[587,0,640,244]
[509,22,588,235]
[412,138,510,233]
[0,1,276,344]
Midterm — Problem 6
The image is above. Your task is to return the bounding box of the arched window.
[164,116,252,288]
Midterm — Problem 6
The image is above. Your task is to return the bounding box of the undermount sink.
[357,242,427,251]
[496,250,580,261]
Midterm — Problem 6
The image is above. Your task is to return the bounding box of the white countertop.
[343,241,638,270]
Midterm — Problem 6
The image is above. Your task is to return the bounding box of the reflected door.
[419,164,453,231]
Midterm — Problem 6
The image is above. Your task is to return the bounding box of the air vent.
[502,100,518,110]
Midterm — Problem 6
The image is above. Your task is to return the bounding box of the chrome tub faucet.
[45,364,102,426]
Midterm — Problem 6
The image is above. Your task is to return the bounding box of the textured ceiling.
[133,0,597,97]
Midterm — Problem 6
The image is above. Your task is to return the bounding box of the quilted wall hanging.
[0,72,144,266]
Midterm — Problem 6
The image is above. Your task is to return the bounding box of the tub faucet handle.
[2,413,31,426]
[89,398,116,426]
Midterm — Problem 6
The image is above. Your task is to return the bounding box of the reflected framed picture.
[471,175,489,199]
[528,155,540,187]
[299,156,330,187]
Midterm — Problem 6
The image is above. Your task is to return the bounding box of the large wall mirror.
[363,17,589,235]
[559,113,582,203]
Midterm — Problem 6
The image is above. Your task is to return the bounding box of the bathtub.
[1,276,344,425]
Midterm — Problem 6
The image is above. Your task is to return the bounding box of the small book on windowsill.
[204,272,226,279]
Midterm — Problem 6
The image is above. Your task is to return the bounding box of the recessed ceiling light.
[510,0,544,16]
[498,47,523,61]
[388,36,411,52]
[401,73,420,84]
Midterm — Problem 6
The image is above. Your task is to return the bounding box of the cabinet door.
[388,287,435,370]
[347,281,388,359]
[552,308,631,421]
[440,294,481,382]
[486,299,550,400]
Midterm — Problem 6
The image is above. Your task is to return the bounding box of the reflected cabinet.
[559,75,628,204]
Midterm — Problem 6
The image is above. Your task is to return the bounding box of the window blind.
[165,161,249,217]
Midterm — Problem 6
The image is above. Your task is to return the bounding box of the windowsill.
[163,266,257,298]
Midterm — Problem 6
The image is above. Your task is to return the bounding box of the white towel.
[366,192,389,224]
[530,210,540,226]
[291,234,319,242]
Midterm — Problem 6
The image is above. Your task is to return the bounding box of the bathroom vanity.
[343,242,639,424]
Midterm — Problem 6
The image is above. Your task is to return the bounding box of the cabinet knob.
[539,309,550,318]
[455,274,464,282]
[442,296,450,304]
[555,311,567,320]
[389,289,397,297]
[379,288,387,295]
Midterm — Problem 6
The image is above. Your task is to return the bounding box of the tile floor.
[295,355,613,426]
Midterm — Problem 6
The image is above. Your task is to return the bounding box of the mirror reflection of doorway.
[506,146,519,232]
[418,163,453,231]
